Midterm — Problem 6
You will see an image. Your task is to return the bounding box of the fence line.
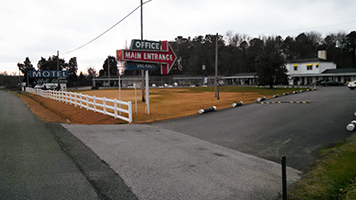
[25,87,132,123]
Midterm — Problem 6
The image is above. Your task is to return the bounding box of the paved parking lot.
[155,86,356,171]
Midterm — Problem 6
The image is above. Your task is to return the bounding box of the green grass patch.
[289,134,356,199]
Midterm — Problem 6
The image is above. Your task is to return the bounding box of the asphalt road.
[155,86,356,171]
[0,90,137,200]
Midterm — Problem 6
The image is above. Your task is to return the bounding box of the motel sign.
[30,70,69,78]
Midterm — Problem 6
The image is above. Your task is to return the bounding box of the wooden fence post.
[93,96,96,112]
[128,101,132,123]
[114,99,118,119]
[86,95,89,110]
[103,97,106,115]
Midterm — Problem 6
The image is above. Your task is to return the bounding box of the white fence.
[25,87,132,123]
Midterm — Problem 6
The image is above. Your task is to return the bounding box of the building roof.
[286,58,330,63]
[222,73,256,79]
[322,68,356,74]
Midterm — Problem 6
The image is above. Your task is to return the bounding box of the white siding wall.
[319,62,336,73]
[286,61,336,75]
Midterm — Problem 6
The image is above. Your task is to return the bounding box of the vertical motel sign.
[116,40,177,75]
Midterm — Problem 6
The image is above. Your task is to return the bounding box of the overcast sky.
[1,0,356,74]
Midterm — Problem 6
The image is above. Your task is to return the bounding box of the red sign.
[117,41,176,75]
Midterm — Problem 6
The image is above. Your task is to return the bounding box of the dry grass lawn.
[80,87,267,123]
[17,86,304,124]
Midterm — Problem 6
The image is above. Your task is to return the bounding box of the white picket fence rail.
[25,87,132,123]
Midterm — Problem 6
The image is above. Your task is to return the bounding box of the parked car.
[316,79,326,85]
[348,81,356,90]
[34,84,45,89]
[320,80,343,86]
[34,83,58,90]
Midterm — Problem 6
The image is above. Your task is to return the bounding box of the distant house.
[286,58,356,85]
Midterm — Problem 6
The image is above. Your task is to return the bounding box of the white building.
[286,58,356,85]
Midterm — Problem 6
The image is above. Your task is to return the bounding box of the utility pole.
[57,50,60,89]
[141,0,145,102]
[107,58,110,89]
[57,51,59,71]
[18,69,21,92]
[215,33,219,100]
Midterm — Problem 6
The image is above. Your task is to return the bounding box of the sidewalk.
[63,124,301,200]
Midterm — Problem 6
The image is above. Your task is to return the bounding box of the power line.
[62,0,152,55]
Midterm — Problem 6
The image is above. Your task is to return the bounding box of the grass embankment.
[289,134,356,199]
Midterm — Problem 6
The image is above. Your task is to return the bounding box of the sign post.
[145,70,149,114]
[116,39,177,115]
[117,40,177,74]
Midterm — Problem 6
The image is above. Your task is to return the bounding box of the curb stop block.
[199,106,216,114]
[346,120,356,132]
[257,96,266,102]
[232,101,243,108]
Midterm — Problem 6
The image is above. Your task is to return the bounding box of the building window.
[294,64,298,71]
[306,64,313,70]
[315,63,319,68]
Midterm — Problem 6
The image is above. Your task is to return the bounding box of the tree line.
[166,31,356,76]
[14,30,356,88]
[110,30,356,88]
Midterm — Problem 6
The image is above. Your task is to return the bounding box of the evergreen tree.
[17,57,35,85]
[256,38,287,88]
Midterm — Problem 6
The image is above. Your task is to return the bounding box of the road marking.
[260,101,309,104]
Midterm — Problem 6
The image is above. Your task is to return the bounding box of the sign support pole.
[140,0,145,102]
[119,74,121,114]
[145,70,149,115]
[134,83,137,114]
[119,75,121,101]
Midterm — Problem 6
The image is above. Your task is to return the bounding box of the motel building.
[285,58,356,86]
[221,51,356,87]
